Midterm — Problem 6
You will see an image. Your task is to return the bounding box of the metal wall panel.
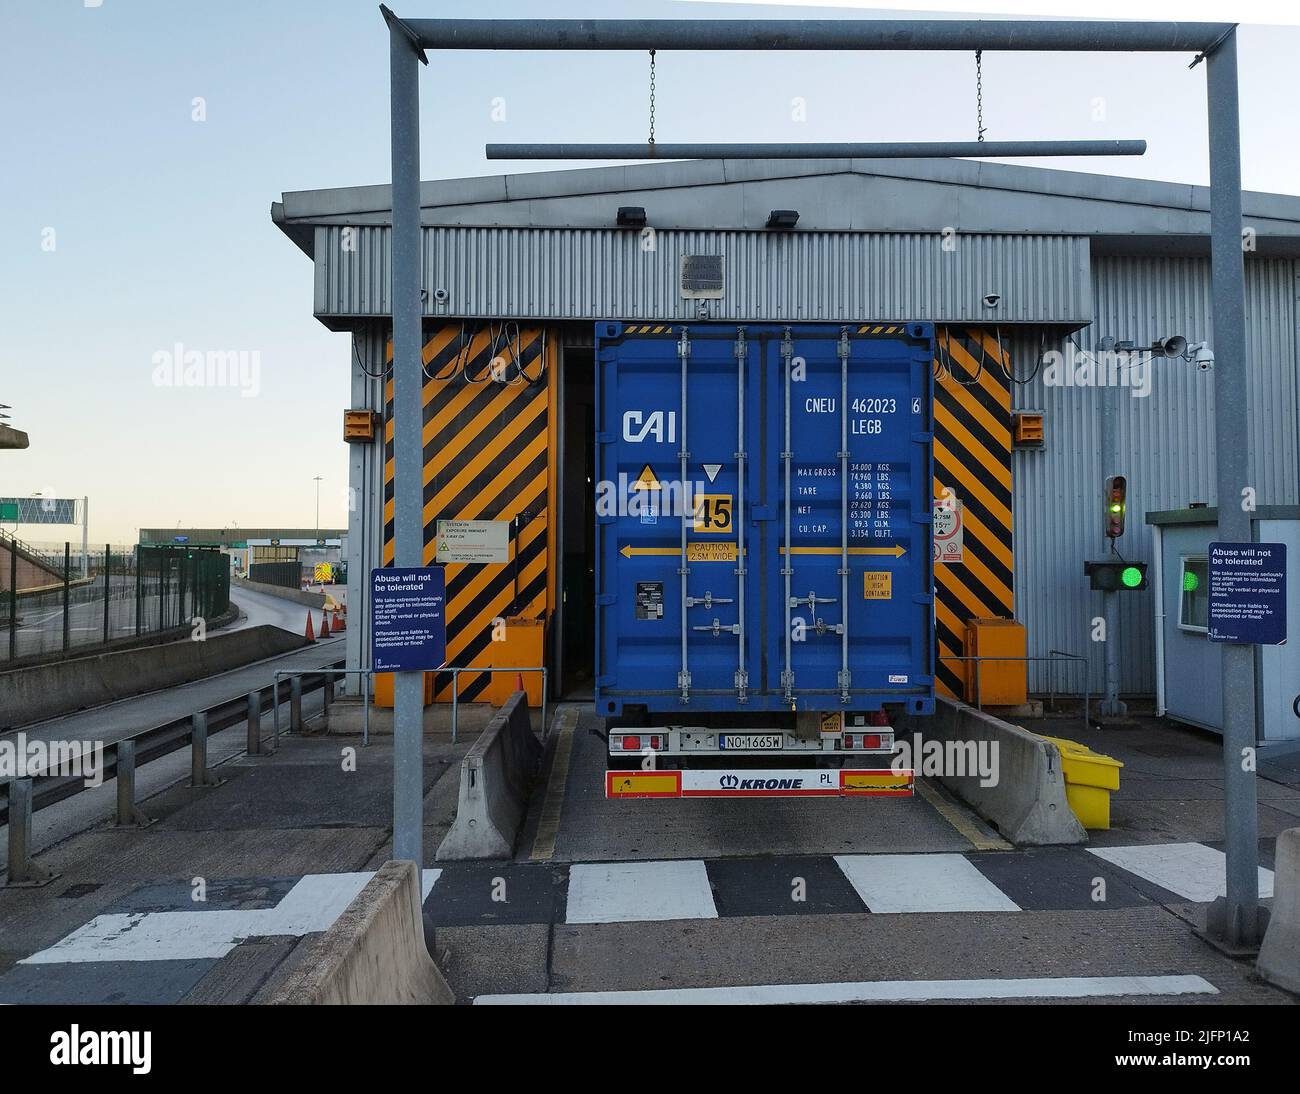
[1011,255,1299,694]
[313,226,1091,325]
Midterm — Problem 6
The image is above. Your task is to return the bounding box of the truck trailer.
[594,321,935,796]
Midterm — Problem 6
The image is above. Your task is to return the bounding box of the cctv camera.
[433,288,449,304]
[1189,341,1215,370]
[982,293,1001,308]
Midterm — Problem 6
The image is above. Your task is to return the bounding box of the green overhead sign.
[0,502,17,521]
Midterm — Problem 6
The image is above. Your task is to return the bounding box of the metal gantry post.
[386,6,428,868]
[1206,27,1260,948]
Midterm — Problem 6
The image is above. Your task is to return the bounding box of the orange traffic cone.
[319,612,331,637]
[516,671,525,693]
[304,613,316,642]
[332,609,344,632]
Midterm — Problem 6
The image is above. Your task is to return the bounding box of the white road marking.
[21,870,441,964]
[834,853,1020,913]
[475,974,1219,1006]
[1087,842,1274,903]
[565,860,718,924]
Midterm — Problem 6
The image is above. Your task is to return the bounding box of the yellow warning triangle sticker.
[631,463,660,491]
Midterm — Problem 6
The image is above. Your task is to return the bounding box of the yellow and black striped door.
[932,327,1015,698]
[383,324,557,702]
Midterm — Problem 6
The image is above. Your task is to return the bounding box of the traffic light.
[1104,475,1127,539]
[1084,560,1149,592]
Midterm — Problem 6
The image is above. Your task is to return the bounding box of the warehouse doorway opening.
[557,346,596,698]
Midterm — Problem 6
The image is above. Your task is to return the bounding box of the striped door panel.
[933,328,1015,699]
[383,324,557,702]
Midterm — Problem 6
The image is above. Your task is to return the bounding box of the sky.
[1,0,1297,544]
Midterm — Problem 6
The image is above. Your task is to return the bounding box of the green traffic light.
[1109,503,1124,513]
[1121,565,1143,588]
[1183,571,1200,593]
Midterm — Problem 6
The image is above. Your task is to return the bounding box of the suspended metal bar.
[487,140,1146,161]
[402,18,1230,53]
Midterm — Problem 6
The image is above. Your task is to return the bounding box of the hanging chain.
[648,49,656,146]
[975,49,986,143]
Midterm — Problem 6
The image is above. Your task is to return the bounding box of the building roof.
[139,528,346,546]
[273,157,1300,257]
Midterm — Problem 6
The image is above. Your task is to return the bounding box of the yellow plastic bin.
[1038,734,1124,830]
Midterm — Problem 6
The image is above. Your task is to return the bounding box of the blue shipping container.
[595,322,935,718]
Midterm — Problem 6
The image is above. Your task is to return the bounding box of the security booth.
[1146,506,1299,750]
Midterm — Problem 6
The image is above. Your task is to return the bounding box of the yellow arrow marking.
[620,544,746,559]
[779,545,907,558]
[620,545,678,558]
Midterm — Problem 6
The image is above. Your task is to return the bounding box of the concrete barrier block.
[1258,826,1300,994]
[0,625,308,729]
[899,698,1086,847]
[263,861,454,1005]
[436,691,542,861]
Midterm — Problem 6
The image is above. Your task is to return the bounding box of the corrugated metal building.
[273,158,1300,699]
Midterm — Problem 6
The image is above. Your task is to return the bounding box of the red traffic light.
[1105,475,1127,539]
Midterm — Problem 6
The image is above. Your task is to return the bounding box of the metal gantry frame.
[379,9,1260,947]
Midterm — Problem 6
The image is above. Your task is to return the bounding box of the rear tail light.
[844,732,888,750]
[867,710,890,727]
[614,734,663,752]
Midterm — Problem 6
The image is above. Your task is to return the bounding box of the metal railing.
[447,666,548,745]
[938,650,1091,727]
[273,667,372,744]
[269,665,549,746]
[2,660,342,885]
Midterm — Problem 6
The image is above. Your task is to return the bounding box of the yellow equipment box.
[1038,734,1124,830]
[483,615,547,706]
[963,618,1027,706]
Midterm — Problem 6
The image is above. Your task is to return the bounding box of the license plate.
[719,734,783,751]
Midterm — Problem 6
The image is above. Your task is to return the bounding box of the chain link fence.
[1,538,230,664]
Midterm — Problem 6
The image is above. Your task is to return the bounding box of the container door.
[765,325,934,709]
[595,325,761,713]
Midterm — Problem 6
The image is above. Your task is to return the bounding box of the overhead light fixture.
[766,209,799,230]
[616,206,647,228]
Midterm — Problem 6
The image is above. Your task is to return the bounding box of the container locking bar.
[677,327,692,703]
[790,590,843,637]
[838,326,852,703]
[693,618,742,637]
[734,325,749,702]
[780,328,795,703]
[686,591,733,608]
